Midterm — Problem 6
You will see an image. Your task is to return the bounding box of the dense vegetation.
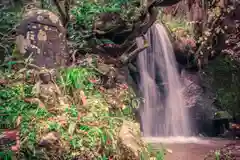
[162,0,240,119]
[204,56,240,118]
[0,66,140,159]
[0,0,239,159]
[0,1,166,159]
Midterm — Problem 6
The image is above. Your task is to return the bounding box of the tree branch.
[52,0,70,27]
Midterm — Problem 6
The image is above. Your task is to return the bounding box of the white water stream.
[137,23,192,137]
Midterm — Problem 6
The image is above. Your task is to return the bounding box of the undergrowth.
[162,16,190,32]
[68,0,141,49]
[0,67,115,159]
[203,56,240,117]
[0,66,163,160]
[0,6,22,61]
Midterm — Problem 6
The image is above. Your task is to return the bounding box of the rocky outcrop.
[15,9,69,68]
[205,142,240,160]
[118,121,149,160]
[181,70,218,135]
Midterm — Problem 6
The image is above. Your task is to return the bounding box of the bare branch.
[52,0,70,27]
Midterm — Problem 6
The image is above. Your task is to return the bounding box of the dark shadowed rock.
[181,70,218,136]
[15,9,69,68]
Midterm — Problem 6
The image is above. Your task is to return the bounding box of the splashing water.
[137,23,191,137]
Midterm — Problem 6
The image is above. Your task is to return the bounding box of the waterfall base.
[142,136,207,144]
[142,137,239,160]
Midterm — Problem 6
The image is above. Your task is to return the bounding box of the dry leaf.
[80,90,87,106]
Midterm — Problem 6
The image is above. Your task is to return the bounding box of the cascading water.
[137,23,192,137]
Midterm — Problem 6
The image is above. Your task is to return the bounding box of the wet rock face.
[182,70,202,108]
[15,9,69,68]
[182,70,218,136]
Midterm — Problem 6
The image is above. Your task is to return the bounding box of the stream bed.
[143,137,240,160]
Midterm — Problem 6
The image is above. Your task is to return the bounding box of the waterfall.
[137,23,191,137]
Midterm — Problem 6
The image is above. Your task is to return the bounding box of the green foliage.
[0,10,20,32]
[0,2,162,159]
[0,84,35,123]
[162,17,189,32]
[214,149,232,160]
[59,67,97,93]
[68,0,141,49]
[70,0,137,28]
[0,82,43,151]
[160,9,192,34]
[0,7,22,58]
[71,0,121,29]
[0,150,13,160]
[215,150,220,160]
[0,67,143,159]
[140,144,165,160]
[204,56,240,117]
[41,0,56,10]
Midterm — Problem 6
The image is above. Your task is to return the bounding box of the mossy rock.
[15,9,69,68]
[213,111,232,120]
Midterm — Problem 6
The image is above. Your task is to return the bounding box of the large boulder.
[15,9,69,68]
[118,121,149,160]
